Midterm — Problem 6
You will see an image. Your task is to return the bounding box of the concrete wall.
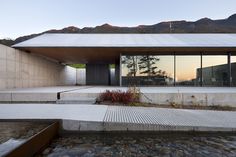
[115,63,120,86]
[76,69,86,85]
[110,69,116,85]
[0,44,76,90]
[140,93,236,107]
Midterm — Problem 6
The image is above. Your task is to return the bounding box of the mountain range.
[1,14,236,46]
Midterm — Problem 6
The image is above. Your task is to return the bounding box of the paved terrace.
[0,86,91,102]
[1,86,236,106]
[0,104,236,132]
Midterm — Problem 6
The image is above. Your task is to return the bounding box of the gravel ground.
[38,133,236,157]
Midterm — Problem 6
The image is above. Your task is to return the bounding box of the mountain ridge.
[1,14,236,46]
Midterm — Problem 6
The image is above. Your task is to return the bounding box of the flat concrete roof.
[13,33,236,48]
[13,33,236,64]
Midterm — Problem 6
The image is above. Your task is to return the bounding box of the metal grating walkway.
[103,106,236,131]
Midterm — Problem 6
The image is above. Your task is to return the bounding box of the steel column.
[228,52,232,87]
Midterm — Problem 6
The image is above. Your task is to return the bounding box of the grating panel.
[104,106,236,128]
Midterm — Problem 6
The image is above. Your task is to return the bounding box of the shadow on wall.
[60,66,76,85]
[0,44,76,90]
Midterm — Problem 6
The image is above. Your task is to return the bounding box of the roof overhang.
[13,34,236,64]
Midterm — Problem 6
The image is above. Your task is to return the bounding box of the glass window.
[121,55,174,86]
[121,56,139,77]
[176,55,201,86]
[121,54,231,87]
[231,56,236,86]
[149,56,174,86]
[202,55,228,86]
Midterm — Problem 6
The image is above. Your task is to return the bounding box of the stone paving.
[0,104,236,132]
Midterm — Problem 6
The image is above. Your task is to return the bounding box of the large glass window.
[176,55,201,86]
[122,55,174,86]
[231,56,236,86]
[121,56,139,77]
[202,55,228,86]
[121,54,232,87]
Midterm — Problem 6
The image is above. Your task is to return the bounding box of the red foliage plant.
[99,90,135,104]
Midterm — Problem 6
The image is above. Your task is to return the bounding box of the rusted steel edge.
[3,121,60,157]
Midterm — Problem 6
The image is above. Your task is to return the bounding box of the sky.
[0,0,236,39]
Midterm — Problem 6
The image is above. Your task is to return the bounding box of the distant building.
[197,63,236,86]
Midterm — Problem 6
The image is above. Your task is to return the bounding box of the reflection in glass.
[231,56,236,86]
[202,55,228,86]
[121,54,231,87]
[121,56,139,77]
[176,55,201,86]
[122,55,174,86]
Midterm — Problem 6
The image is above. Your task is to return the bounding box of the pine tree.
[138,55,159,76]
[122,56,138,76]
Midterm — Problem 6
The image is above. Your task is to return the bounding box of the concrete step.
[56,97,97,104]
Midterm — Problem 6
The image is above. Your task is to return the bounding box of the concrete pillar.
[228,52,232,87]
[86,64,110,85]
[119,54,122,86]
[115,62,120,86]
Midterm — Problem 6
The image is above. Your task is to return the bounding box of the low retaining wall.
[60,88,236,107]
[0,44,76,90]
[141,93,236,107]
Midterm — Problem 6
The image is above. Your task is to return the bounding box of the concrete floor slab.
[0,86,88,93]
[0,86,90,102]
[0,104,236,132]
[63,86,236,93]
[0,104,108,122]
[1,86,236,94]
[1,86,236,106]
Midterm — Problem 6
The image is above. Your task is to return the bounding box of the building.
[197,63,236,87]
[12,33,236,87]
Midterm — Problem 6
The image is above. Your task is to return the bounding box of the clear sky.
[1,0,236,39]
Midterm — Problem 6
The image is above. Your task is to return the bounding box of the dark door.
[86,64,110,85]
